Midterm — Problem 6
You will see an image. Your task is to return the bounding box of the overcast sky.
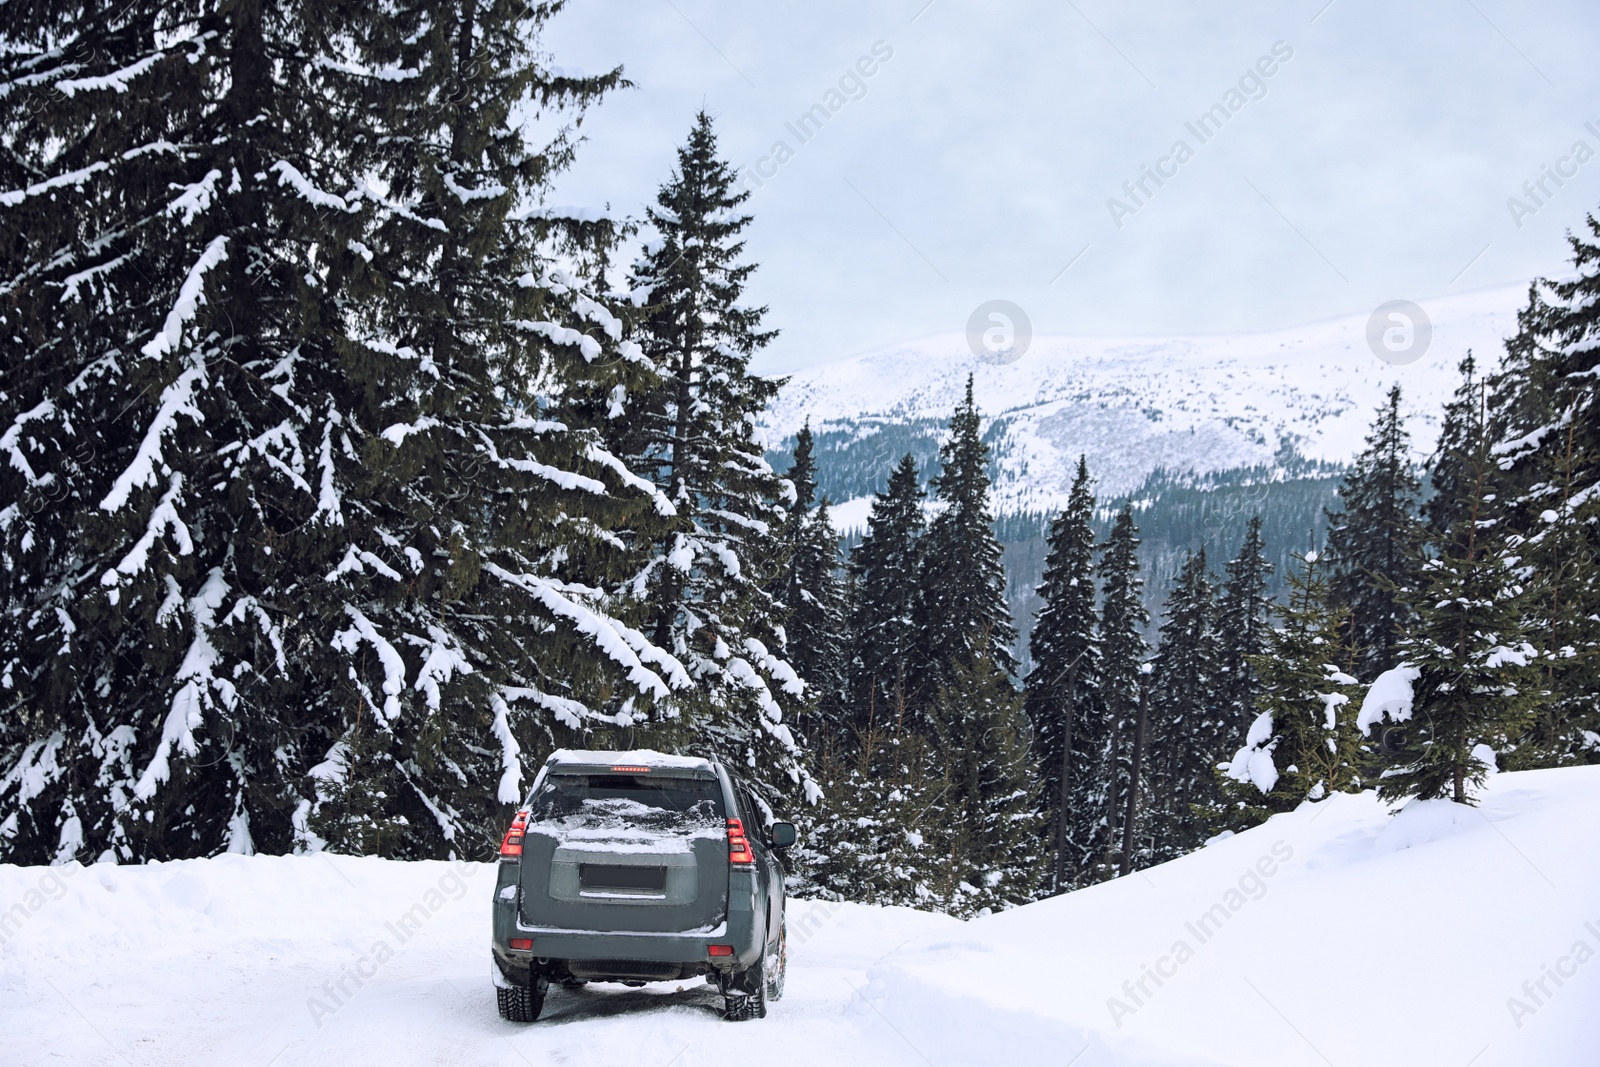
[541,0,1600,374]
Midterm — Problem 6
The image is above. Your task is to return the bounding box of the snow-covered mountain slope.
[5,764,1596,1066]
[762,284,1529,522]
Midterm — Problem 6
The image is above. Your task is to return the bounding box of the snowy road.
[5,765,1600,1066]
[0,856,960,1067]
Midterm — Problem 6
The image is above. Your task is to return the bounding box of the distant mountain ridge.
[761,283,1528,528]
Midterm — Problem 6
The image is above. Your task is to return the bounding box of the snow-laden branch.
[572,294,622,340]
[1224,712,1278,794]
[476,430,608,495]
[166,169,222,227]
[411,625,473,712]
[0,160,111,206]
[313,55,421,82]
[56,51,162,96]
[331,606,407,723]
[511,319,602,361]
[60,252,133,304]
[100,474,192,593]
[585,443,676,516]
[1356,665,1420,735]
[443,172,508,202]
[325,543,403,583]
[2,399,54,483]
[133,569,234,800]
[484,561,690,697]
[379,416,440,446]
[270,161,355,213]
[489,692,523,803]
[141,235,228,360]
[314,419,344,525]
[744,638,804,697]
[100,360,208,513]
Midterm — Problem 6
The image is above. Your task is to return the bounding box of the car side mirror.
[769,822,797,849]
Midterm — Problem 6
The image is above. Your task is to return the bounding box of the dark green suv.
[490,750,796,1022]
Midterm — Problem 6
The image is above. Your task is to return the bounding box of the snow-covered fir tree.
[1214,516,1273,736]
[795,726,939,909]
[1324,385,1423,676]
[1221,550,1362,824]
[1145,549,1224,859]
[1488,219,1600,767]
[925,648,1042,915]
[616,111,815,808]
[1362,381,1538,804]
[773,422,849,753]
[1095,505,1150,879]
[298,0,691,857]
[847,453,927,734]
[915,377,1016,699]
[0,1,384,862]
[1425,354,1482,551]
[0,1,688,863]
[1023,456,1105,893]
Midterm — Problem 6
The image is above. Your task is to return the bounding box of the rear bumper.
[491,861,760,985]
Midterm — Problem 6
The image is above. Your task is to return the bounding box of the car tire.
[723,947,768,1021]
[497,977,548,1023]
[764,919,786,1003]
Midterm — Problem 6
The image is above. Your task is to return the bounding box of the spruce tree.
[0,2,684,863]
[1023,456,1104,892]
[1214,516,1273,734]
[1096,506,1150,879]
[925,648,1042,915]
[774,424,849,752]
[300,0,681,857]
[618,111,814,808]
[1145,550,1224,859]
[797,726,939,908]
[847,454,927,734]
[915,376,1016,698]
[1324,385,1424,675]
[1488,219,1600,767]
[1365,381,1539,803]
[0,1,384,861]
[1424,354,1481,551]
[1222,550,1362,823]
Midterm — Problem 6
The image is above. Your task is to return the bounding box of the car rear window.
[527,773,725,833]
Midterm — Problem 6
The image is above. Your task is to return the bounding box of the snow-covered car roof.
[544,749,718,776]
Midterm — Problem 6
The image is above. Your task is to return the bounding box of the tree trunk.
[1120,676,1148,877]
[1053,663,1076,893]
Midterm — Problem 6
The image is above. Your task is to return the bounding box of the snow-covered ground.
[5,765,1597,1066]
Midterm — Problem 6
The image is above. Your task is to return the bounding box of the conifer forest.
[4,0,1600,938]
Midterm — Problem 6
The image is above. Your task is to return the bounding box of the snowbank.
[861,766,1600,1067]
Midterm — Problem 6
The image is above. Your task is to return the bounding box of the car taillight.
[707,944,734,957]
[500,810,529,858]
[726,817,754,866]
[509,938,533,951]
